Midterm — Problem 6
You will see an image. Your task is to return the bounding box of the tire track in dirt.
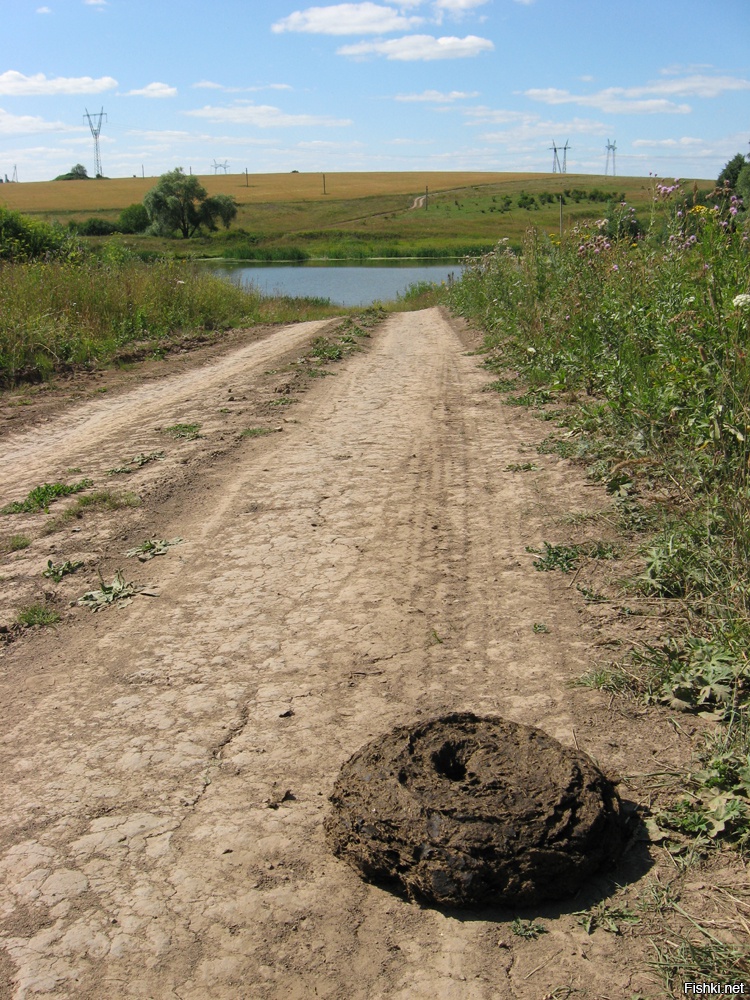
[0,308,680,999]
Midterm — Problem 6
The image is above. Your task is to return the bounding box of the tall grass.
[449,187,750,727]
[0,247,341,384]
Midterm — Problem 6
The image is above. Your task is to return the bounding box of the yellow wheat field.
[0,171,542,215]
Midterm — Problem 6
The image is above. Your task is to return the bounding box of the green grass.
[162,422,201,440]
[240,427,274,438]
[16,602,60,627]
[41,489,140,534]
[1,479,93,514]
[2,534,31,552]
[0,254,344,386]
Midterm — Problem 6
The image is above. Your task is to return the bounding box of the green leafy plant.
[511,918,547,940]
[310,337,343,362]
[2,479,92,514]
[42,558,83,583]
[76,570,140,612]
[125,537,182,562]
[526,542,583,573]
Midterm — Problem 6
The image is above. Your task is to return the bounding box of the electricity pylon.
[84,107,106,177]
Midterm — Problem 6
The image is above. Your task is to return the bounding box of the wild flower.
[733,293,750,309]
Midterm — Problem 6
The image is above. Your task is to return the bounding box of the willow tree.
[143,168,237,238]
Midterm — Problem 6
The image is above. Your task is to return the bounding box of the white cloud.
[338,33,493,59]
[660,64,714,77]
[525,87,691,115]
[641,74,750,98]
[125,82,178,98]
[191,81,293,94]
[434,0,489,11]
[387,137,435,145]
[295,139,366,149]
[395,89,479,102]
[464,106,528,124]
[36,6,52,13]
[84,0,107,5]
[632,136,707,148]
[525,75,750,115]
[0,107,75,136]
[186,103,352,128]
[0,70,117,96]
[272,3,424,35]
[479,115,609,145]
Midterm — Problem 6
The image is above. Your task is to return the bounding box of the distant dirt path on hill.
[0,309,689,999]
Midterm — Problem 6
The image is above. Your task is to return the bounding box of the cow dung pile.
[326,712,625,908]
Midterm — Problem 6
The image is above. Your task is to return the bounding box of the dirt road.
[0,309,703,998]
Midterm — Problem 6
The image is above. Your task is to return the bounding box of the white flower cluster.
[733,293,750,309]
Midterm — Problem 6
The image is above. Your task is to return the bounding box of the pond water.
[199,259,463,307]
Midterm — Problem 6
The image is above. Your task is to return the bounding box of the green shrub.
[0,206,77,262]
[117,203,150,234]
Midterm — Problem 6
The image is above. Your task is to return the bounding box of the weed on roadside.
[526,540,618,572]
[310,337,343,362]
[125,537,181,561]
[16,602,60,627]
[511,918,547,940]
[536,435,582,460]
[42,558,83,582]
[162,423,201,440]
[2,479,93,514]
[108,451,165,474]
[76,570,140,611]
[574,900,640,935]
[41,490,140,534]
[483,377,517,393]
[505,462,540,472]
[131,451,165,467]
[240,427,274,438]
[2,534,31,552]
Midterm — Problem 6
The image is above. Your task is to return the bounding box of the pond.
[198,259,463,307]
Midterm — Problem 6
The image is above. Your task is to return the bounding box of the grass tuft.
[16,602,60,627]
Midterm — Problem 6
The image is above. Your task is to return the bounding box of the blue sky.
[1,0,748,183]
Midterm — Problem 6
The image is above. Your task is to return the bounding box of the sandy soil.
[0,309,745,999]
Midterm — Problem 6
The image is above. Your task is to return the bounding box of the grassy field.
[0,170,715,258]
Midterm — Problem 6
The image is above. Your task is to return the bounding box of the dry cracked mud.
[0,308,746,999]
